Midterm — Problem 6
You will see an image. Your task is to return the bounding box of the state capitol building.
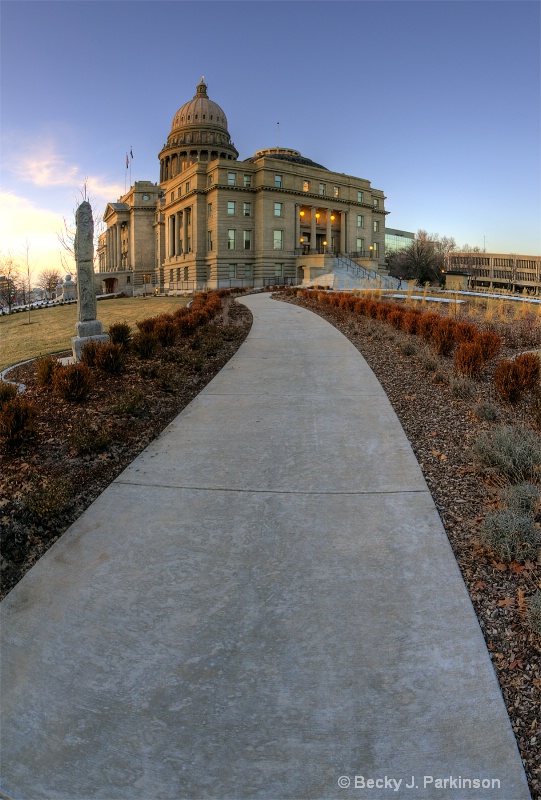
[98,78,389,295]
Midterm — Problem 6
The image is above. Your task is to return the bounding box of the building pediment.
[104,202,129,222]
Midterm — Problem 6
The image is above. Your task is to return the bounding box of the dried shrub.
[449,376,475,399]
[473,425,541,483]
[388,310,404,330]
[139,362,159,379]
[417,312,441,343]
[454,341,485,379]
[80,339,102,368]
[108,321,131,348]
[494,360,522,404]
[36,356,59,388]
[154,319,177,348]
[53,363,93,402]
[0,382,18,406]
[94,342,126,375]
[136,317,158,334]
[500,482,540,515]
[157,370,183,393]
[476,330,502,363]
[431,318,456,356]
[68,423,111,455]
[455,320,479,343]
[419,345,438,372]
[400,338,417,356]
[527,591,541,635]
[0,396,37,443]
[480,509,539,563]
[514,352,540,392]
[19,477,71,523]
[132,331,158,360]
[474,402,498,422]
[110,390,145,416]
[401,310,421,335]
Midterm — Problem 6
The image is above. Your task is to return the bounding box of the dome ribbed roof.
[170,78,229,135]
[245,147,328,170]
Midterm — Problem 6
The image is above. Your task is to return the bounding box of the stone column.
[326,209,331,250]
[183,209,189,253]
[176,211,182,254]
[295,204,300,251]
[106,228,112,269]
[310,207,317,253]
[340,211,346,254]
[168,216,175,257]
[71,200,108,360]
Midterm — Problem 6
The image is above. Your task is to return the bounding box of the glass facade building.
[385,228,415,256]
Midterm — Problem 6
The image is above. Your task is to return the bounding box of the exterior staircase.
[304,255,401,291]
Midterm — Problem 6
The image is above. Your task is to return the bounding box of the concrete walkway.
[1,294,531,800]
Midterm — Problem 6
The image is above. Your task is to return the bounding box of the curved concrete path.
[1,294,530,800]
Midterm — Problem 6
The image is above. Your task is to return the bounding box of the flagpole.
[130,145,132,188]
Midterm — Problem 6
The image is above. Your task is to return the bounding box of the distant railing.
[263,277,295,287]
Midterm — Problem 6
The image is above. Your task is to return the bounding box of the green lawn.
[0,296,189,371]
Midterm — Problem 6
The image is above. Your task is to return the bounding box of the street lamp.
[323,240,327,254]
[369,245,374,259]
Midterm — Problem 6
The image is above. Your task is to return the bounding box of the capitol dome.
[159,78,239,183]
[170,77,229,136]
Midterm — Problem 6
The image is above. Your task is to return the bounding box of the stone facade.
[99,79,389,294]
[447,253,541,294]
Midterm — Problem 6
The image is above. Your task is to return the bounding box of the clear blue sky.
[1,0,540,275]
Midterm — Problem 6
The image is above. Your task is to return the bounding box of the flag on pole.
[130,147,134,159]
[126,154,129,169]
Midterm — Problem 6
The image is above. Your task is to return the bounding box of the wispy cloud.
[0,192,74,271]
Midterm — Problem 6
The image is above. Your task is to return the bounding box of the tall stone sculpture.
[71,200,109,361]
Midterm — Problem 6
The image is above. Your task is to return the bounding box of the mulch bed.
[1,289,540,798]
[277,290,540,800]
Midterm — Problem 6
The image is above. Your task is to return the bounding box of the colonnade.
[295,205,347,253]
[105,223,125,270]
[168,208,191,257]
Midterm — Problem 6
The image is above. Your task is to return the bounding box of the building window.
[357,191,363,203]
[185,181,190,193]
[303,180,310,192]
[334,186,340,197]
[177,188,181,198]
[373,242,379,256]
[357,238,364,253]
[228,229,236,249]
[227,172,236,185]
[227,201,236,216]
[357,215,363,228]
[184,266,189,281]
[275,263,284,276]
[207,203,213,217]
[243,202,251,217]
[207,174,213,186]
[273,230,283,250]
[208,230,213,251]
[243,230,252,250]
[229,264,237,278]
[169,269,174,283]
[243,174,252,187]
[319,183,325,196]
[274,202,283,217]
[170,192,174,202]
[373,198,379,208]
[274,174,282,188]
[373,220,379,232]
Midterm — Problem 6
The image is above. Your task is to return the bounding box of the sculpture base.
[72,331,109,362]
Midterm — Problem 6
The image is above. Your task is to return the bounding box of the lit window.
[227,201,236,216]
[274,174,282,188]
[373,220,379,232]
[319,183,325,196]
[273,230,283,250]
[243,230,252,250]
[228,229,236,249]
[357,191,363,203]
[243,174,252,187]
[243,202,251,217]
[357,238,364,253]
[303,181,310,192]
[208,230,213,251]
[373,242,379,256]
[228,172,236,185]
[334,186,339,197]
[185,182,190,193]
[274,202,283,217]
[207,203,213,217]
[357,215,363,228]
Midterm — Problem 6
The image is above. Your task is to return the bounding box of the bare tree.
[37,268,61,299]
[0,253,22,312]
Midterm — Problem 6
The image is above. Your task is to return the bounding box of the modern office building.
[384,228,415,256]
[97,78,389,294]
[447,252,541,294]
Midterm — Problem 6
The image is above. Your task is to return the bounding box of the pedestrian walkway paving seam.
[113,479,430,496]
